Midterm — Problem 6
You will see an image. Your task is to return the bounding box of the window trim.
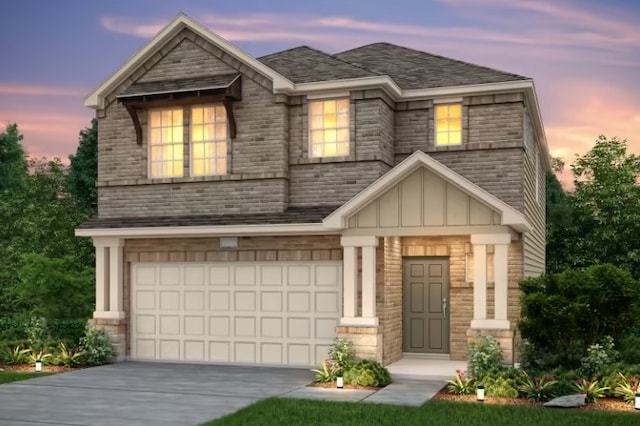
[307,97,351,159]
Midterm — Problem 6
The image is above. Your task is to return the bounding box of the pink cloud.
[0,83,84,97]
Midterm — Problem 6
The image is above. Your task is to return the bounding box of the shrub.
[344,360,391,387]
[613,373,640,404]
[79,324,112,366]
[580,336,617,377]
[1,345,32,364]
[479,369,519,398]
[328,338,356,372]
[468,335,502,380]
[311,359,341,383]
[24,316,49,351]
[447,369,476,395]
[54,342,85,368]
[618,322,640,364]
[519,264,640,369]
[27,350,54,366]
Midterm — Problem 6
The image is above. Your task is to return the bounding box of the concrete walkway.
[0,362,446,426]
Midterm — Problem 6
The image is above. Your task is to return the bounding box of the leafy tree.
[0,123,27,192]
[67,119,98,212]
[546,136,640,278]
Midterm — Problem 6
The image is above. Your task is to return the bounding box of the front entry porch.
[387,355,468,381]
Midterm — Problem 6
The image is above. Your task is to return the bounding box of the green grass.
[204,398,640,426]
[0,371,52,384]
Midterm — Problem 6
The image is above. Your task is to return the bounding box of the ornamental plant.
[311,359,341,383]
[54,342,85,368]
[613,373,640,404]
[447,369,476,395]
[575,377,609,403]
[468,335,502,380]
[519,371,558,402]
[2,345,32,364]
[328,338,356,373]
[79,324,113,366]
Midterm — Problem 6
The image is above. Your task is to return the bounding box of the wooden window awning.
[117,73,242,144]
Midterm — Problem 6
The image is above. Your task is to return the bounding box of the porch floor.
[386,356,467,381]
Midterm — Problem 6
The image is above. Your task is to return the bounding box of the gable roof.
[324,150,531,232]
[334,42,528,90]
[258,46,376,83]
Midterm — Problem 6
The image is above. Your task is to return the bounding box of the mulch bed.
[0,362,79,374]
[432,387,636,412]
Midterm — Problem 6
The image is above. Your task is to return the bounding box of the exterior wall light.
[476,385,485,402]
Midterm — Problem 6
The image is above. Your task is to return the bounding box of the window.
[309,99,349,157]
[465,246,495,283]
[148,105,228,179]
[435,104,462,146]
[149,108,183,178]
[191,105,227,176]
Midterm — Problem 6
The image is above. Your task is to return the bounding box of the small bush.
[54,342,85,368]
[447,369,476,395]
[79,324,113,366]
[580,336,617,377]
[344,360,391,387]
[613,373,640,404]
[575,377,609,403]
[311,359,341,383]
[468,335,502,380]
[519,371,558,402]
[479,369,519,398]
[1,345,32,364]
[328,338,356,372]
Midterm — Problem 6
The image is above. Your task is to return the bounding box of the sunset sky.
[1,0,638,183]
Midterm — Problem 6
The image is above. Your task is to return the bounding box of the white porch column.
[342,245,358,318]
[93,241,110,315]
[93,237,125,320]
[339,236,379,326]
[470,233,511,330]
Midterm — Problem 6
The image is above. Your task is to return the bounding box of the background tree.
[67,119,98,212]
[0,123,27,192]
[546,136,640,278]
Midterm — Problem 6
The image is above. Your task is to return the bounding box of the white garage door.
[131,261,342,366]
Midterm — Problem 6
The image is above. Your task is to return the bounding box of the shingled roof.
[258,46,376,83]
[78,206,340,229]
[257,42,528,89]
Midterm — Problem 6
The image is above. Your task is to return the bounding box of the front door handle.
[442,297,447,318]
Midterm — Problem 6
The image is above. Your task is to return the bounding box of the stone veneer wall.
[116,235,342,358]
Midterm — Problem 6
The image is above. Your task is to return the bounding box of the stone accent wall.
[89,318,127,361]
[335,326,383,362]
[381,237,402,365]
[116,235,342,358]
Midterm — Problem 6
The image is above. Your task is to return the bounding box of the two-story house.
[77,14,549,367]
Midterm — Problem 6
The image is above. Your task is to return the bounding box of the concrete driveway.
[0,362,314,426]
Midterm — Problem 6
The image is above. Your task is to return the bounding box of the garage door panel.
[288,344,310,365]
[184,291,204,311]
[288,318,310,339]
[209,341,230,362]
[160,340,180,358]
[315,292,339,313]
[209,266,230,286]
[235,342,256,363]
[184,315,204,336]
[288,292,310,312]
[261,343,283,364]
[131,261,342,366]
[136,315,156,334]
[261,317,283,338]
[209,316,230,336]
[261,266,283,286]
[160,291,180,310]
[261,291,283,312]
[235,317,256,337]
[159,266,180,285]
[184,341,205,361]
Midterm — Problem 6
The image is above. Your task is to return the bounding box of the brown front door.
[402,258,450,354]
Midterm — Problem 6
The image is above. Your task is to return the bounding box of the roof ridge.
[259,45,379,76]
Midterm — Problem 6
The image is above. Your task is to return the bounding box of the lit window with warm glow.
[191,105,227,176]
[148,108,183,178]
[309,99,349,158]
[436,104,462,146]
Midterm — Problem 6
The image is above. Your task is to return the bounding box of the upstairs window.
[149,108,183,178]
[191,105,227,176]
[309,99,350,158]
[435,104,462,146]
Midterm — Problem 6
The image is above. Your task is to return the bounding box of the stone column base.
[466,328,515,366]
[89,317,127,361]
[335,326,383,363]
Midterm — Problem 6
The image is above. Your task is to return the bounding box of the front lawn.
[205,398,639,426]
[0,371,52,384]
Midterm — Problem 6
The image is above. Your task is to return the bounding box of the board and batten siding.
[347,167,502,230]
